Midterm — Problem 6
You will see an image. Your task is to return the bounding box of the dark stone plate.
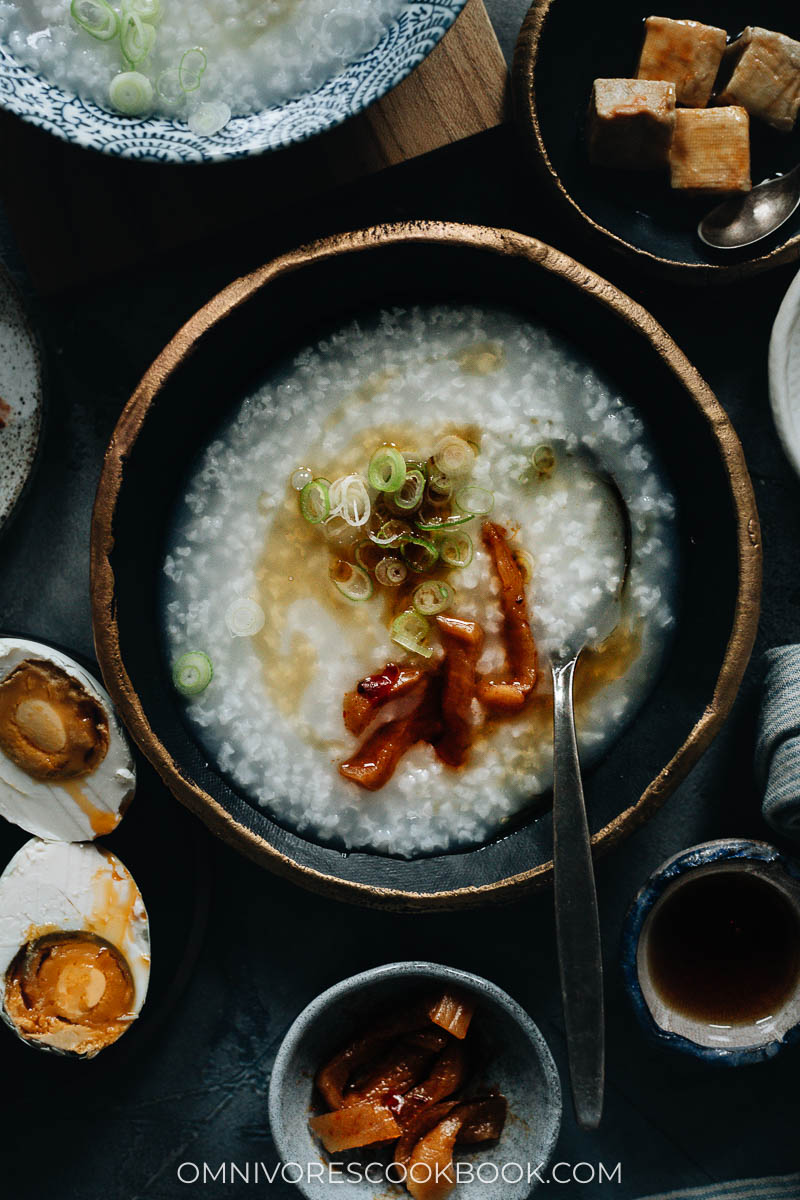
[514,1,800,281]
[91,223,760,909]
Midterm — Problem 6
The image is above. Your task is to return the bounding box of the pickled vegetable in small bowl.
[268,962,561,1200]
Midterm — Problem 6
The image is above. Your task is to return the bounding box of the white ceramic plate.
[0,266,41,533]
[769,267,800,480]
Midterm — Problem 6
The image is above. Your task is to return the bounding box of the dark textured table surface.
[1,3,799,1197]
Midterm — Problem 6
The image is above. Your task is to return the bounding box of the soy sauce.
[647,871,800,1025]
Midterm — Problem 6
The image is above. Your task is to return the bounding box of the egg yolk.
[4,934,135,1055]
[0,660,109,781]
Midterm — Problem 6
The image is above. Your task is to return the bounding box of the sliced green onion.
[125,0,161,19]
[324,515,361,547]
[413,580,453,616]
[121,13,156,64]
[188,100,231,137]
[375,557,407,587]
[426,464,453,503]
[415,511,473,532]
[438,530,474,569]
[300,478,331,524]
[330,561,373,602]
[291,466,313,491]
[368,447,407,493]
[179,47,207,93]
[71,0,118,41]
[156,67,184,106]
[403,455,428,477]
[402,535,438,573]
[369,519,411,547]
[433,434,475,481]
[513,547,534,584]
[392,469,425,511]
[391,611,434,659]
[329,474,371,527]
[532,443,556,476]
[109,71,154,115]
[173,651,213,696]
[355,540,383,572]
[225,597,265,638]
[454,485,494,517]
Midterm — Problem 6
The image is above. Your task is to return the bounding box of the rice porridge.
[162,306,677,857]
[0,0,405,127]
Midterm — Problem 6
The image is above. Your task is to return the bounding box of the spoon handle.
[551,656,605,1130]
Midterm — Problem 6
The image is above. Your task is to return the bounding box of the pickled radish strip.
[428,991,475,1040]
[309,1100,401,1153]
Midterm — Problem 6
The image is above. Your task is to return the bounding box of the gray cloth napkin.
[756,646,800,839]
[637,1173,800,1200]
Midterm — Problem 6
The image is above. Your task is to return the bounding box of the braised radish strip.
[343,664,425,737]
[339,677,442,791]
[477,521,538,713]
[434,617,483,768]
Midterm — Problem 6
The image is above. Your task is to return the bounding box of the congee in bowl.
[0,0,406,130]
[92,225,760,907]
[162,306,677,857]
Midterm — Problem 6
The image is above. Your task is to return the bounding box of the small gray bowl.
[268,962,562,1200]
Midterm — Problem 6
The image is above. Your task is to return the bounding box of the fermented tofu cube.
[717,27,800,132]
[669,107,751,194]
[637,16,727,107]
[587,78,676,170]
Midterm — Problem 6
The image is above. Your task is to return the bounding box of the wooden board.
[0,0,508,293]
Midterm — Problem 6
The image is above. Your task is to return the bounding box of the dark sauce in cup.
[647,871,800,1025]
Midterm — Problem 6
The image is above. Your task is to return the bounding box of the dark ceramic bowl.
[622,839,800,1064]
[91,222,761,910]
[267,961,562,1200]
[514,0,800,282]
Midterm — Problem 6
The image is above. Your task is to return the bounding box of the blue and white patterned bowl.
[622,839,800,1066]
[0,1,467,163]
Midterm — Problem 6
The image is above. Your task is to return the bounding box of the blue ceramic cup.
[622,839,800,1064]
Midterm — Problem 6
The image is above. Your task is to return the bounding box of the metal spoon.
[698,165,800,249]
[549,453,631,1131]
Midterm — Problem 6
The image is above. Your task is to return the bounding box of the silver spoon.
[549,453,631,1131]
[698,164,800,249]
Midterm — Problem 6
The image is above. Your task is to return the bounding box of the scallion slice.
[413,580,453,616]
[156,67,184,105]
[179,47,207,93]
[173,651,213,696]
[121,12,156,64]
[329,474,371,527]
[454,485,494,517]
[392,469,425,511]
[188,100,231,137]
[299,478,330,524]
[355,540,384,572]
[330,561,373,602]
[70,0,118,41]
[368,519,411,547]
[225,597,265,638]
[437,530,474,569]
[414,512,473,532]
[109,71,154,115]
[402,535,438,573]
[391,611,434,659]
[531,443,556,476]
[368,446,407,493]
[125,0,161,19]
[375,557,407,587]
[433,434,475,480]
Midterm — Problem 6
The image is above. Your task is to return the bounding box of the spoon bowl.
[699,165,800,250]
